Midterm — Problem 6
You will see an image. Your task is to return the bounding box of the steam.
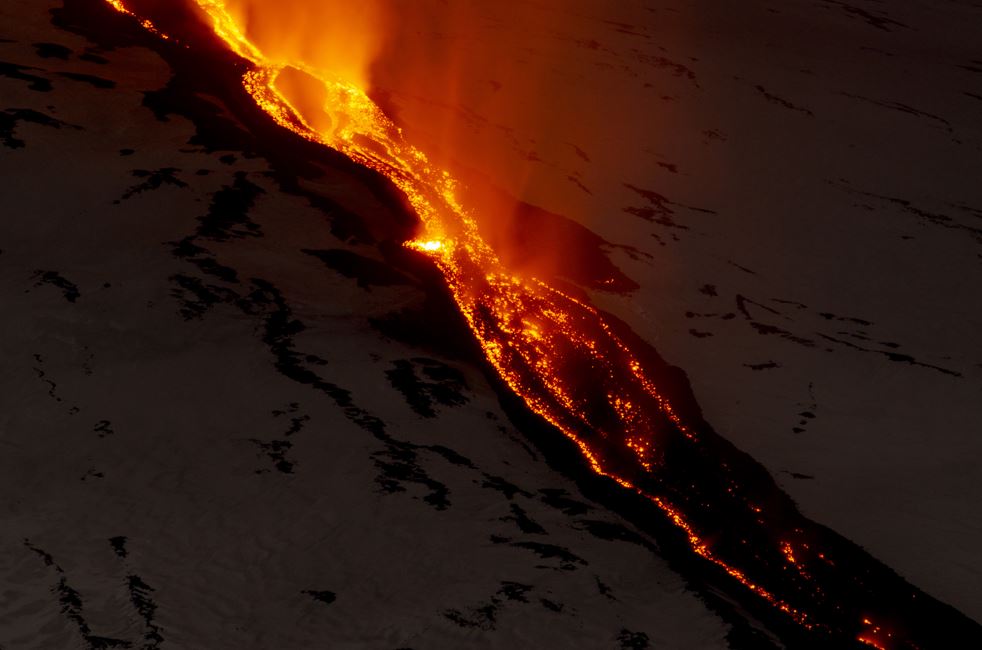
[214,0,387,89]
[204,1,597,277]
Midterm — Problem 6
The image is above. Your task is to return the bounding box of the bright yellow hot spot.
[406,239,445,254]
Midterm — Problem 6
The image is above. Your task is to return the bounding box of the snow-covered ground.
[0,1,979,648]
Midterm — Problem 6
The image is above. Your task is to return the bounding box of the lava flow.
[98,2,981,648]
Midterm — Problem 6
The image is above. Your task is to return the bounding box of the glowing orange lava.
[104,0,171,38]
[101,2,919,647]
[859,617,899,650]
[104,0,810,627]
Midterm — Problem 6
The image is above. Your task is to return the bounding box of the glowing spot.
[407,239,444,253]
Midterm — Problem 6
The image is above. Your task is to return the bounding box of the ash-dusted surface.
[0,2,739,649]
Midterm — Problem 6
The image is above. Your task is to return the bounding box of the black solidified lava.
[53,2,982,649]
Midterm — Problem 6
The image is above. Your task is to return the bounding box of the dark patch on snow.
[443,606,496,630]
[0,61,52,91]
[819,0,908,32]
[272,404,309,437]
[615,37,692,89]
[818,332,961,377]
[835,180,982,245]
[784,471,815,480]
[33,42,72,59]
[302,590,336,605]
[818,311,872,327]
[755,84,814,116]
[126,575,163,649]
[79,50,110,65]
[501,503,547,535]
[744,361,780,371]
[250,438,295,474]
[169,273,233,319]
[371,438,452,510]
[480,474,533,500]
[538,488,591,516]
[58,70,115,88]
[105,539,164,647]
[32,354,61,403]
[385,357,469,418]
[841,92,952,133]
[197,171,264,241]
[540,597,563,612]
[507,541,587,570]
[422,444,475,469]
[622,183,715,246]
[108,536,127,558]
[1,107,75,148]
[498,582,532,603]
[595,576,616,600]
[119,167,188,201]
[736,294,962,377]
[736,294,816,347]
[790,385,818,434]
[617,628,650,649]
[685,311,735,321]
[24,540,133,648]
[443,581,541,630]
[574,520,648,548]
[93,420,114,438]
[33,269,80,302]
[171,238,239,283]
[623,184,684,236]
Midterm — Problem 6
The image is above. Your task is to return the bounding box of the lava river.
[94,1,982,648]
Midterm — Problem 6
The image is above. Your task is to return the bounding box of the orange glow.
[102,2,905,646]
[104,0,810,628]
[406,239,446,254]
[858,617,897,650]
[782,541,798,565]
[104,0,171,39]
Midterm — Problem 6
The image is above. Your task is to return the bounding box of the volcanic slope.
[0,2,746,649]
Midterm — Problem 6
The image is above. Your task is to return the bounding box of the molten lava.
[97,2,982,648]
